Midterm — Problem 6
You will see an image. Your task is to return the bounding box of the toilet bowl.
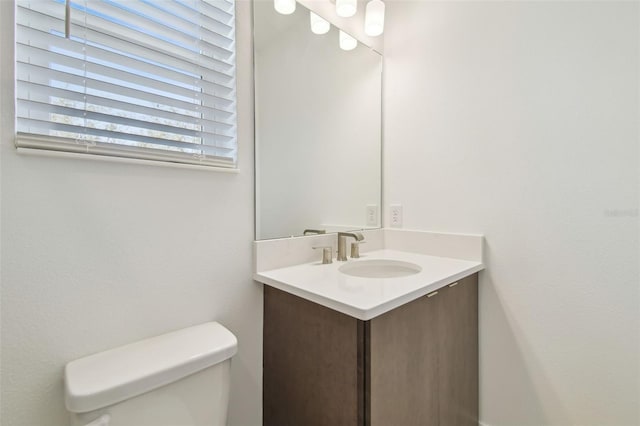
[64,322,237,426]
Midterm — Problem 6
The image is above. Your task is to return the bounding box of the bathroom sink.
[338,259,422,278]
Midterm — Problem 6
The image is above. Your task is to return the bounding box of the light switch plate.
[390,204,403,228]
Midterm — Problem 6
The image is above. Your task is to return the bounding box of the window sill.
[16,147,241,174]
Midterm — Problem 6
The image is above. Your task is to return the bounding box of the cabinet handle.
[448,282,459,288]
[427,291,438,298]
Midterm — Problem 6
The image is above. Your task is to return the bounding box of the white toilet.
[64,322,237,426]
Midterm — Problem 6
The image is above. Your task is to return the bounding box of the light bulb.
[310,11,330,35]
[336,0,357,18]
[339,30,357,51]
[365,0,385,36]
[274,0,296,15]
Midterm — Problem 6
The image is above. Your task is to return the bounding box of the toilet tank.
[65,322,237,426]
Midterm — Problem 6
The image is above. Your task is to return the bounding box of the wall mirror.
[254,0,383,240]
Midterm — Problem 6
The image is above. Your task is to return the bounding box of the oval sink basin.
[339,259,422,279]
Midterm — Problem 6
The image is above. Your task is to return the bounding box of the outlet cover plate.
[366,204,378,227]
[390,204,403,228]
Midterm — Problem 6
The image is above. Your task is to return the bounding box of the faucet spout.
[341,232,364,241]
[337,232,365,261]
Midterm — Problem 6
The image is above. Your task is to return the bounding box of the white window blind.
[16,0,238,169]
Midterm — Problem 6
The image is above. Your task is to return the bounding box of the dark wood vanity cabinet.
[263,273,478,426]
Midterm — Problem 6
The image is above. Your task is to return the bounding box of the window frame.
[14,0,239,170]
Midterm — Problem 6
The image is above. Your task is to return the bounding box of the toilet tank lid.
[64,321,237,413]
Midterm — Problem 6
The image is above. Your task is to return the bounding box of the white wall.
[384,1,639,425]
[0,2,261,425]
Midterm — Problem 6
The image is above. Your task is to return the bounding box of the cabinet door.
[368,290,440,426]
[438,274,479,426]
[263,286,364,426]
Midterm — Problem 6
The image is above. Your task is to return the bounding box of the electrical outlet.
[390,204,403,228]
[366,204,378,227]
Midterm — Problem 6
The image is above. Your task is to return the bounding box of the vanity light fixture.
[310,11,330,35]
[274,0,296,15]
[336,0,357,18]
[364,0,385,36]
[339,30,358,51]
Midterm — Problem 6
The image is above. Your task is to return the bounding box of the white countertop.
[254,249,484,320]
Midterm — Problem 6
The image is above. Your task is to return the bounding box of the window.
[15,0,238,169]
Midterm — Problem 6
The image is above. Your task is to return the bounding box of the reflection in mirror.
[254,0,382,240]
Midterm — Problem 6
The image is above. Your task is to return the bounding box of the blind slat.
[17,80,235,131]
[17,62,237,119]
[107,0,235,45]
[17,5,235,74]
[17,118,235,155]
[17,41,236,100]
[19,99,236,143]
[16,0,238,168]
[143,1,234,39]
[202,0,235,22]
[79,2,234,59]
[16,24,235,89]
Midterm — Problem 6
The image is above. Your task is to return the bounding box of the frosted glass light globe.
[274,0,296,15]
[339,30,357,51]
[336,0,357,18]
[365,0,385,36]
[310,11,330,35]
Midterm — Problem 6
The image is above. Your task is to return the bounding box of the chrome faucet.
[337,232,364,261]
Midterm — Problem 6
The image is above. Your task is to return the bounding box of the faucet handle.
[350,241,366,259]
[313,246,333,264]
